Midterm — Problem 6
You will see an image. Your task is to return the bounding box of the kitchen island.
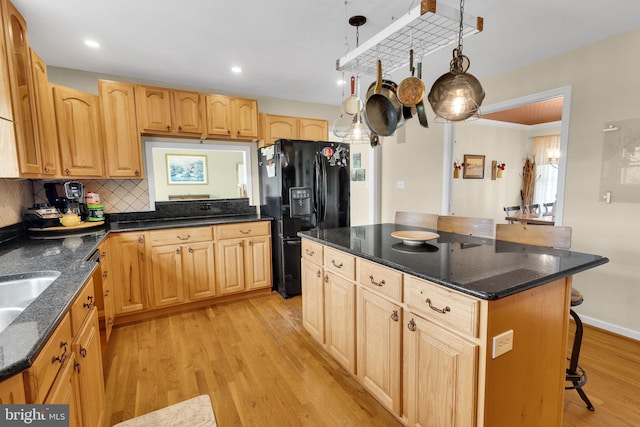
[299,223,608,427]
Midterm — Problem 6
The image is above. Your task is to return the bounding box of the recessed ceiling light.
[231,66,242,73]
[84,40,100,48]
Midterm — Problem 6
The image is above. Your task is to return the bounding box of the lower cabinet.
[324,271,356,374]
[301,257,324,343]
[0,372,26,404]
[404,315,478,427]
[357,287,403,416]
[44,352,82,427]
[109,232,147,314]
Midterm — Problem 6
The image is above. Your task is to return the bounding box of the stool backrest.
[437,215,494,238]
[495,224,572,249]
[395,211,438,230]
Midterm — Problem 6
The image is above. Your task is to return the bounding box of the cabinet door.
[205,94,232,137]
[2,1,41,175]
[135,85,172,133]
[264,115,297,147]
[301,258,324,343]
[0,7,11,122]
[299,118,328,141]
[173,90,204,134]
[99,80,143,178]
[0,373,26,404]
[405,315,478,427]
[184,241,216,300]
[99,243,115,342]
[30,49,60,176]
[149,244,185,307]
[233,98,258,139]
[110,233,146,314]
[216,238,245,295]
[53,85,104,177]
[44,352,81,427]
[357,288,403,416]
[324,272,356,373]
[72,308,106,427]
[244,235,271,291]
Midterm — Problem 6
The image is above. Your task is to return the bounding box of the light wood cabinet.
[301,257,324,343]
[135,85,205,136]
[260,114,328,147]
[110,232,147,314]
[1,0,41,175]
[205,94,258,140]
[405,315,478,427]
[30,49,60,176]
[149,243,185,307]
[184,241,217,300]
[357,287,403,417]
[215,221,272,295]
[98,241,115,344]
[324,270,356,374]
[0,372,26,404]
[99,80,143,178]
[44,352,82,427]
[52,84,104,177]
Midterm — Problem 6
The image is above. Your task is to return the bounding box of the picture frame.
[463,154,485,179]
[166,154,208,184]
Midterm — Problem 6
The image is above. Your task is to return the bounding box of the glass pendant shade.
[428,70,485,121]
[344,113,371,144]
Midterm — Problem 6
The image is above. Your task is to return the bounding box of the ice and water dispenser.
[289,187,312,217]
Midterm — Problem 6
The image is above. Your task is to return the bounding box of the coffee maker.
[44,181,89,220]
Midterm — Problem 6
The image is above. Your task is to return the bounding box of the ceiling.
[12,0,640,109]
[481,97,563,126]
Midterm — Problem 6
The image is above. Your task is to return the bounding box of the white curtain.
[530,135,560,207]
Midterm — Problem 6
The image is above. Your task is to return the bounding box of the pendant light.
[427,0,485,121]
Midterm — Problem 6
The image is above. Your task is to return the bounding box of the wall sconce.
[547,148,560,168]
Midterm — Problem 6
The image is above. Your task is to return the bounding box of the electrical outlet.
[492,330,514,359]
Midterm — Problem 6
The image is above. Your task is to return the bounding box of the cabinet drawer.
[148,226,213,246]
[358,259,403,302]
[301,239,323,264]
[405,275,480,338]
[25,313,72,403]
[324,247,356,281]
[70,278,95,336]
[215,221,270,239]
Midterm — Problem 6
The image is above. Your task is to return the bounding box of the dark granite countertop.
[299,223,609,300]
[0,208,272,382]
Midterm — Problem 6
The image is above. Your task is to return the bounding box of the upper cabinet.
[52,84,104,177]
[1,0,41,176]
[99,80,143,178]
[260,114,328,147]
[30,49,60,177]
[135,85,205,136]
[205,95,258,140]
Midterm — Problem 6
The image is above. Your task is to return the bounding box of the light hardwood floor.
[103,292,640,426]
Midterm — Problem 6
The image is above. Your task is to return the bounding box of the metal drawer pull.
[426,298,451,314]
[83,295,94,309]
[305,249,314,256]
[177,235,190,240]
[331,260,343,268]
[407,318,416,331]
[52,341,68,364]
[391,310,399,321]
[369,275,385,287]
[240,229,251,234]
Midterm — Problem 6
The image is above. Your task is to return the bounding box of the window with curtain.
[530,135,560,208]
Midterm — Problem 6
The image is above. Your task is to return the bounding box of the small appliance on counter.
[23,203,63,228]
[44,181,89,221]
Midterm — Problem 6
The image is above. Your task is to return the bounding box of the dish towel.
[113,394,216,427]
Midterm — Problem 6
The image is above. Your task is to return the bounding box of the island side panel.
[483,277,571,426]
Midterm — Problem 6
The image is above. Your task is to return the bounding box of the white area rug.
[113,394,217,427]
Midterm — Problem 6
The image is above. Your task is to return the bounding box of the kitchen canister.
[86,191,100,205]
[87,204,104,222]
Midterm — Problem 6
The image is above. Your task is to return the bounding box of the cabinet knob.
[101,251,107,259]
[227,129,231,135]
[137,236,144,244]
[166,124,171,131]
[316,270,321,278]
[391,310,399,322]
[104,289,110,296]
[324,275,329,283]
[178,126,183,132]
[135,170,140,176]
[103,271,108,278]
[188,247,193,253]
[74,360,81,374]
[237,130,240,136]
[248,240,254,246]
[44,167,49,173]
[407,318,416,331]
[64,168,70,175]
[238,241,244,248]
[80,346,87,358]
[176,248,181,254]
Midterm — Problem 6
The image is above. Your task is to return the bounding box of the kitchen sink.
[0,271,61,332]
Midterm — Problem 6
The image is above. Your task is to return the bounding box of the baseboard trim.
[579,314,640,341]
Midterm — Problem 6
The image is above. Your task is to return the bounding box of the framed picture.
[166,154,208,184]
[463,154,485,179]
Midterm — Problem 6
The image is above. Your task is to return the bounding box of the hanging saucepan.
[342,75,363,115]
[364,60,398,137]
[414,62,429,128]
[397,49,425,107]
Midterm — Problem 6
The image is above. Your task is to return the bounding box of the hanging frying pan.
[342,76,363,115]
[415,62,429,128]
[397,49,425,107]
[364,60,398,137]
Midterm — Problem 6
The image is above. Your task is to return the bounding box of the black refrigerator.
[258,139,350,298]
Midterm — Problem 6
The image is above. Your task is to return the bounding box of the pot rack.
[336,0,483,76]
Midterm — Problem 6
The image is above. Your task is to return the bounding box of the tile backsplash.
[0,179,34,227]
[33,178,151,213]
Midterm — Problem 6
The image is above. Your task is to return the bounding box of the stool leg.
[567,309,595,411]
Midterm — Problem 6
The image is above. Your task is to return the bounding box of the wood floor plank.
[103,292,640,427]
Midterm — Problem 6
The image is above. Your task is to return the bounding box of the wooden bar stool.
[495,224,594,411]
